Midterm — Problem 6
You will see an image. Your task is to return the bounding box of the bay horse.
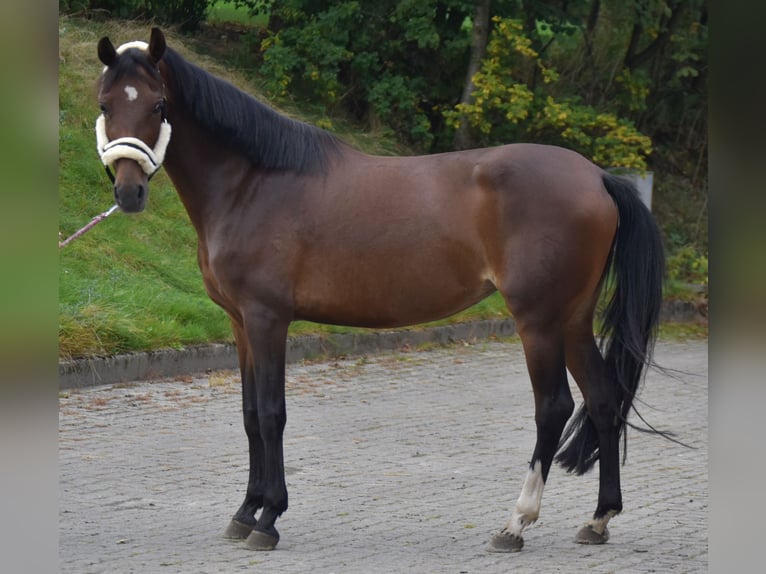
[94,28,664,553]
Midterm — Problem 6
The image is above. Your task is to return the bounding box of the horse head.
[96,28,169,213]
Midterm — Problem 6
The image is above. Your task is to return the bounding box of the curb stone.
[58,300,702,390]
[59,319,518,390]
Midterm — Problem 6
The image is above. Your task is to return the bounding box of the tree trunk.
[624,0,686,71]
[583,0,601,62]
[453,0,492,150]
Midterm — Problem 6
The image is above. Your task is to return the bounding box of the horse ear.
[148,27,166,64]
[97,36,118,67]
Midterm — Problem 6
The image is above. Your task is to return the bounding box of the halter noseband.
[96,40,172,183]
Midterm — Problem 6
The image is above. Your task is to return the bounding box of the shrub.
[443,17,652,169]
[60,0,211,30]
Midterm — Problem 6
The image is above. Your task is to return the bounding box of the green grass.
[207,1,268,26]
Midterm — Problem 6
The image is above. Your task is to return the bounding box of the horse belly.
[290,152,498,327]
[292,244,495,329]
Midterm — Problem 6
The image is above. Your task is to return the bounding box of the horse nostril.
[137,185,145,201]
[114,187,121,206]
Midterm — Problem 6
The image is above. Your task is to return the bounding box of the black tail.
[555,172,665,475]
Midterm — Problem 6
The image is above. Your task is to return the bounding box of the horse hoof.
[486,529,524,553]
[223,519,255,539]
[245,528,279,551]
[575,524,610,545]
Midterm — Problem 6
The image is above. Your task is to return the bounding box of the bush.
[443,17,652,170]
[253,0,473,150]
[59,0,211,30]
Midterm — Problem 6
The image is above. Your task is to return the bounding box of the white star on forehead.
[124,85,139,101]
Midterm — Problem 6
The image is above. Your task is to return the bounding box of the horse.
[94,28,664,553]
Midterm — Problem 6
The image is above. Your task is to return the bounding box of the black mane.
[161,47,341,174]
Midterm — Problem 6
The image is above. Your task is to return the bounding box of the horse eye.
[99,104,108,115]
[153,101,165,115]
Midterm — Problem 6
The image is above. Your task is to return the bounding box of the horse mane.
[161,47,341,174]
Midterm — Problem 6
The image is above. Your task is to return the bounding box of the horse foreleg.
[223,335,265,539]
[239,307,290,551]
[488,327,574,552]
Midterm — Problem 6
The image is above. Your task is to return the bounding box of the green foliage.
[221,0,273,16]
[444,17,652,169]
[252,0,474,149]
[666,246,708,287]
[207,1,267,25]
[367,72,435,148]
[60,0,90,12]
[60,0,211,30]
[259,1,358,105]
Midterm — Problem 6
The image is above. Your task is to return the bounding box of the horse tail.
[555,172,665,475]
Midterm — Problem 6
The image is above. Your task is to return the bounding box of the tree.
[453,0,491,150]
[443,16,652,169]
[61,0,211,30]
[250,0,479,149]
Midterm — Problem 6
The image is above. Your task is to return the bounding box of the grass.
[58,16,704,360]
[207,1,268,26]
[658,321,708,341]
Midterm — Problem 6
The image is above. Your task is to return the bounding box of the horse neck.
[161,106,251,238]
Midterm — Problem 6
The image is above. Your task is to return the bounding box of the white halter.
[96,115,171,178]
[96,40,172,180]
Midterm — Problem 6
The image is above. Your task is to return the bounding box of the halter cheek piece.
[96,40,172,184]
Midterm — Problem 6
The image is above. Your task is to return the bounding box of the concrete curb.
[59,319,519,390]
[58,300,703,390]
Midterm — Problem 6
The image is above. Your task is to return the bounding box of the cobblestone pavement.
[59,339,707,573]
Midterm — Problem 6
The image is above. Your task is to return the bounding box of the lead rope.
[59,117,171,249]
[58,204,120,248]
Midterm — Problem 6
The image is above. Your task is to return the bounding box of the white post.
[609,169,653,211]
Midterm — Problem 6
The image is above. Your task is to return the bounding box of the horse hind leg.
[487,324,574,552]
[559,323,623,545]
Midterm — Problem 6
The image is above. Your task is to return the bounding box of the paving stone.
[59,339,707,573]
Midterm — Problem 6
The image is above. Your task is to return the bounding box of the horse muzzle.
[113,161,149,213]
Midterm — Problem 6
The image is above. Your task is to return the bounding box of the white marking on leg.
[504,460,545,537]
[124,85,138,101]
[586,510,617,535]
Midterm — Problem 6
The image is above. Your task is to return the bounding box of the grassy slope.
[58,17,510,359]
